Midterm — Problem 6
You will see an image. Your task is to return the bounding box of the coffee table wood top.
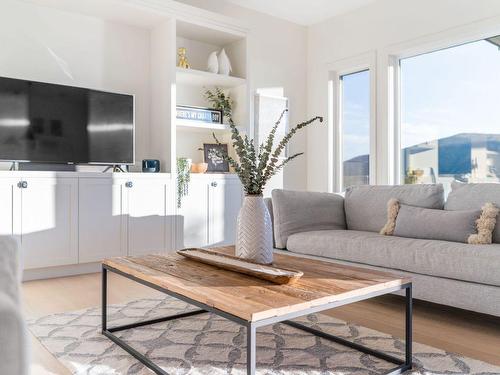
[103,246,410,322]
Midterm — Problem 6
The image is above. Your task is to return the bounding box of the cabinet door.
[21,177,78,269]
[79,178,126,263]
[208,178,243,246]
[125,178,174,256]
[0,178,19,236]
[178,179,209,248]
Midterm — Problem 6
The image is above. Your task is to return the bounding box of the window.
[400,36,500,186]
[341,70,370,190]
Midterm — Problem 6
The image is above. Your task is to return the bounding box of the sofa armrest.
[0,236,22,303]
[263,197,275,247]
[0,293,28,375]
[271,189,346,249]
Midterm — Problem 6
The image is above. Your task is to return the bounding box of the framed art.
[203,143,229,173]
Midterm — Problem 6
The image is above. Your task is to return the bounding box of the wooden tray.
[177,248,303,285]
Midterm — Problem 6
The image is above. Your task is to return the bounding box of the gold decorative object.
[177,47,190,69]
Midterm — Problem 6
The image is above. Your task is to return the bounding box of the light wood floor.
[22,272,500,375]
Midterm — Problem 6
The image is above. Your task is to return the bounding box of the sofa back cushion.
[445,181,500,243]
[345,184,445,232]
[271,189,346,249]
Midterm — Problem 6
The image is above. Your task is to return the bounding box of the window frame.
[327,52,377,192]
[383,21,500,185]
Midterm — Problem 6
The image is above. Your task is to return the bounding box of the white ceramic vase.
[218,48,232,76]
[235,195,273,264]
[207,51,218,73]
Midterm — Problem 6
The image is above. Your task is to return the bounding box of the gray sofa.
[266,183,500,317]
[0,236,28,375]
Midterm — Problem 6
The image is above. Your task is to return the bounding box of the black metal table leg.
[405,283,413,369]
[102,265,107,333]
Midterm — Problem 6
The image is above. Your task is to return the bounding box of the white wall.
[0,0,150,170]
[307,0,500,192]
[178,0,309,192]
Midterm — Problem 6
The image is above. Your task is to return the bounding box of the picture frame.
[203,143,230,173]
[176,105,223,124]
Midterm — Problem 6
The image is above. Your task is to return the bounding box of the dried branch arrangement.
[213,109,323,195]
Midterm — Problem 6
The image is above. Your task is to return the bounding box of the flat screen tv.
[0,76,134,165]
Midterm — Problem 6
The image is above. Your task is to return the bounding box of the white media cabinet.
[0,171,242,280]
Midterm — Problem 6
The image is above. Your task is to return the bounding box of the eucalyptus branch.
[262,116,323,183]
[257,109,288,186]
[212,132,246,186]
[266,152,304,179]
[210,113,323,195]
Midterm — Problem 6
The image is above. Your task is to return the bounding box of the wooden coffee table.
[102,246,412,375]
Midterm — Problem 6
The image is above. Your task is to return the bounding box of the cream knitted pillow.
[468,203,500,244]
[380,198,400,236]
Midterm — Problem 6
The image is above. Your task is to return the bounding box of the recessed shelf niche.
[175,19,248,168]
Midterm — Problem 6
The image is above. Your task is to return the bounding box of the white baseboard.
[23,262,102,281]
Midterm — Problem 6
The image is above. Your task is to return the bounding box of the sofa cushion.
[445,181,500,243]
[345,184,445,232]
[286,229,500,287]
[271,189,346,249]
[393,204,481,243]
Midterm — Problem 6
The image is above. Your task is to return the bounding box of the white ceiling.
[225,0,376,26]
[23,0,377,28]
[225,0,377,26]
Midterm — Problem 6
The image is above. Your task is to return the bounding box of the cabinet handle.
[125,181,133,188]
[211,181,218,187]
[17,181,27,189]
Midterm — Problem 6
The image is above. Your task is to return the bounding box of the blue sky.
[401,38,500,149]
[342,37,500,160]
[342,69,370,161]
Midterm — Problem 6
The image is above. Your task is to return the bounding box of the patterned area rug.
[28,297,500,375]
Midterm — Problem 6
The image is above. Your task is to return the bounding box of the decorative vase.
[218,48,232,76]
[236,195,273,264]
[207,51,218,73]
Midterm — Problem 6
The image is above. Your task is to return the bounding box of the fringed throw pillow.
[468,203,500,244]
[380,198,400,236]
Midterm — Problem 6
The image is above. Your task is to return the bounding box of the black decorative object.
[176,105,222,124]
[142,159,160,173]
[203,143,229,173]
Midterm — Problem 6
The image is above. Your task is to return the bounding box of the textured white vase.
[236,195,273,264]
[207,51,218,73]
[218,48,232,76]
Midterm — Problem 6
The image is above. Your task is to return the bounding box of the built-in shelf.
[176,119,233,132]
[176,67,246,88]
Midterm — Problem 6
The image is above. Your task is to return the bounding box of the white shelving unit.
[174,19,249,167]
[171,19,249,249]
[176,119,233,132]
[148,14,249,174]
[176,67,246,88]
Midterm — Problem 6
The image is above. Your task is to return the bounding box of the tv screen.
[0,76,134,165]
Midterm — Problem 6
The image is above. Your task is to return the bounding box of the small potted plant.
[213,110,323,264]
[176,157,191,208]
